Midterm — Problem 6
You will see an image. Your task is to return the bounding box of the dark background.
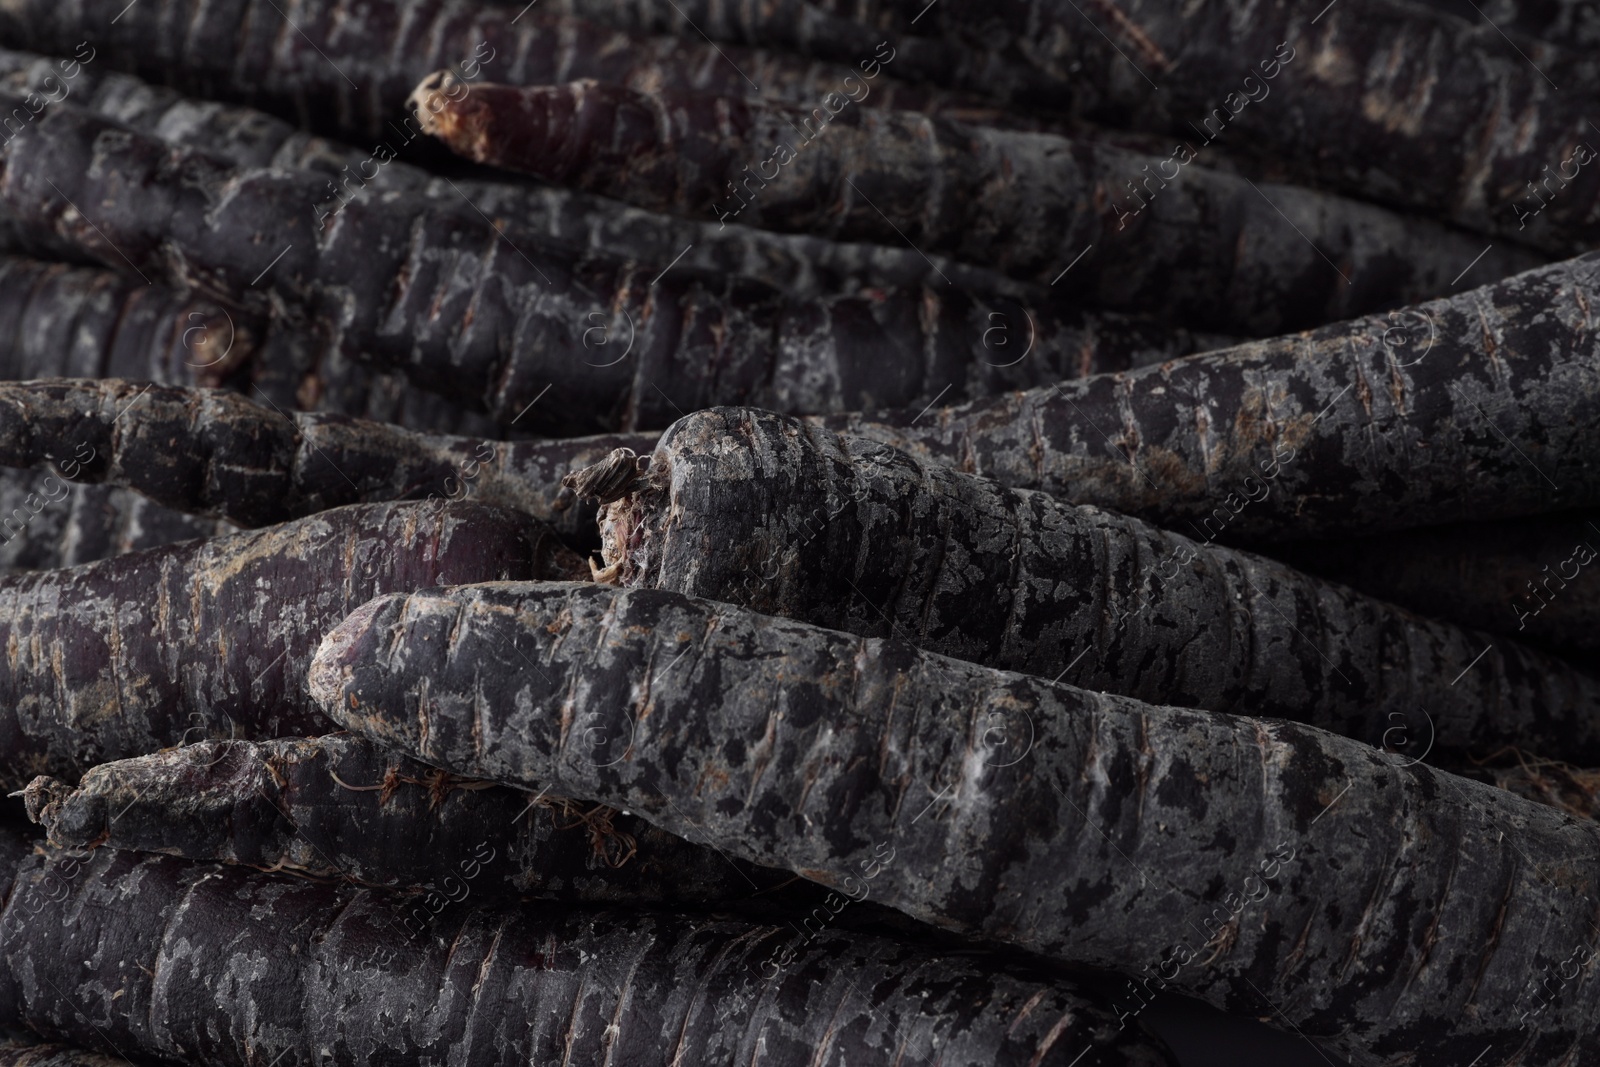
[1144,993,1356,1066]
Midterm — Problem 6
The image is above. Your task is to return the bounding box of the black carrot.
[0,253,245,382]
[573,407,1600,762]
[0,469,233,574]
[841,0,1597,254]
[0,74,524,440]
[312,580,1600,1067]
[0,500,583,789]
[0,242,510,439]
[0,0,1047,141]
[413,74,1541,333]
[505,0,1063,110]
[1277,511,1600,660]
[817,252,1600,543]
[0,47,1047,303]
[0,847,1174,1067]
[0,818,34,892]
[0,379,656,546]
[0,97,1192,433]
[16,734,812,909]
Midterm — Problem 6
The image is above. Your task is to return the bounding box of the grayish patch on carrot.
[311,580,1600,1066]
[0,846,1176,1066]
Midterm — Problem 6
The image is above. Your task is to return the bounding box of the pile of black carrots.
[0,1,1594,1065]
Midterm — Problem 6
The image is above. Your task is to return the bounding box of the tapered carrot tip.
[308,593,408,738]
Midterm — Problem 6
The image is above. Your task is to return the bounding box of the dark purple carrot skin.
[7,731,1092,971]
[0,0,1050,142]
[521,0,1066,110]
[0,469,235,574]
[528,0,1600,206]
[283,331,518,439]
[0,818,35,900]
[0,500,584,790]
[0,249,506,443]
[0,54,532,437]
[1278,511,1600,660]
[17,733,810,909]
[2,41,1100,310]
[585,408,1600,762]
[0,43,1132,313]
[1412,0,1600,47]
[0,379,656,547]
[818,252,1600,543]
[0,848,1172,1067]
[415,75,1541,334]
[0,44,1141,324]
[0,241,506,439]
[0,96,1184,434]
[44,482,236,566]
[0,60,509,437]
[0,254,246,383]
[0,47,1051,305]
[312,580,1600,1067]
[814,0,1594,255]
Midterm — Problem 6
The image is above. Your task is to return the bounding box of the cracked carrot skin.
[0,48,1052,307]
[312,580,1600,1067]
[0,55,532,439]
[0,500,584,790]
[0,849,1173,1067]
[1278,511,1600,661]
[0,0,1047,142]
[0,379,656,547]
[817,252,1600,543]
[17,733,810,908]
[590,408,1600,762]
[0,97,1174,434]
[414,75,1542,334]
